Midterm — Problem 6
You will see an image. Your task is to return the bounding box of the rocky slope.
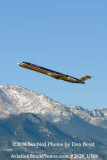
[0,85,107,160]
[0,85,107,127]
[67,105,107,129]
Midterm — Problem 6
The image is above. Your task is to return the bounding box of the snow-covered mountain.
[0,85,74,122]
[0,85,107,160]
[0,85,107,128]
[67,105,107,128]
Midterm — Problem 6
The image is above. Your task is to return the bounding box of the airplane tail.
[79,74,92,81]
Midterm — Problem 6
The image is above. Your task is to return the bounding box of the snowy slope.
[0,85,107,128]
[0,85,74,122]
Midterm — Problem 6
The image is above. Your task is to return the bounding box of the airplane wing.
[47,73,67,79]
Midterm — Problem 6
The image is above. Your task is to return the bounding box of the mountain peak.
[0,85,107,160]
[0,85,74,122]
[0,85,107,129]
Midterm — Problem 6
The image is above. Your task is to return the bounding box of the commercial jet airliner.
[18,62,91,84]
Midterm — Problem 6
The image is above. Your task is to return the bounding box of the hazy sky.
[0,1,107,110]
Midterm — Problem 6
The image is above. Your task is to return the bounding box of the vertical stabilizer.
[79,74,91,81]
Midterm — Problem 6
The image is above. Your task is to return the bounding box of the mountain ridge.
[0,84,107,128]
[0,85,107,160]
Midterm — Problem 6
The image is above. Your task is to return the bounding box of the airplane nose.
[17,62,21,66]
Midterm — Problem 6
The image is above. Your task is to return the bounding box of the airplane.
[17,62,91,84]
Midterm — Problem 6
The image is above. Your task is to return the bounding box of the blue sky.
[0,1,107,110]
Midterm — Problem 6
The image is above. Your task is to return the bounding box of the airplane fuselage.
[18,62,85,84]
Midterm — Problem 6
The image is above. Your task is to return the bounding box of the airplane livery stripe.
[23,62,64,75]
[21,62,59,76]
